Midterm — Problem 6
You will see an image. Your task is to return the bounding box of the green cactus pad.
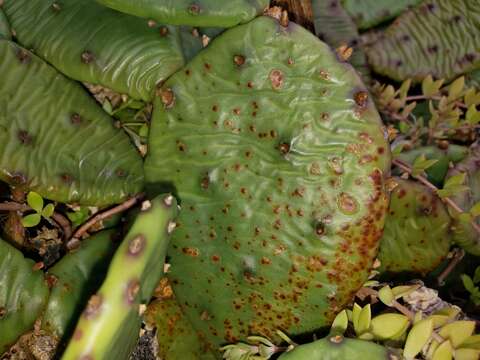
[145,298,216,360]
[364,0,480,82]
[62,195,178,360]
[0,7,11,39]
[446,144,480,255]
[342,0,422,30]
[395,145,468,186]
[378,178,451,274]
[0,238,49,354]
[278,335,391,360]
[0,40,144,206]
[2,0,185,101]
[96,0,269,27]
[312,0,370,82]
[145,16,390,350]
[42,230,117,340]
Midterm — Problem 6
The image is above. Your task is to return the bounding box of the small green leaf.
[437,185,470,198]
[466,105,480,125]
[352,303,362,332]
[444,172,467,188]
[41,203,55,218]
[455,348,480,360]
[398,79,412,100]
[102,100,113,115]
[139,123,149,138]
[422,75,437,97]
[464,88,480,107]
[27,191,43,213]
[473,267,480,284]
[439,321,475,347]
[371,313,410,340]
[21,213,41,228]
[330,310,348,334]
[448,76,465,102]
[378,285,394,306]
[470,202,480,218]
[432,340,453,360]
[356,304,371,335]
[412,154,438,177]
[462,334,480,349]
[404,318,433,358]
[392,285,419,299]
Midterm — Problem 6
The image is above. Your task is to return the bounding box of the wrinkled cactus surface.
[0,40,144,206]
[96,0,269,27]
[145,15,390,352]
[2,0,185,101]
[364,0,480,82]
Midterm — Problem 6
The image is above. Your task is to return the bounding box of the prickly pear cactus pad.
[446,144,480,255]
[363,0,480,82]
[145,298,216,360]
[2,0,185,101]
[96,0,269,27]
[62,195,178,360]
[378,178,451,274]
[278,335,391,360]
[0,8,11,39]
[145,15,390,351]
[42,230,117,340]
[312,0,370,82]
[341,0,422,30]
[0,238,49,354]
[0,40,144,206]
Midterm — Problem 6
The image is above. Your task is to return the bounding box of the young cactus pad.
[278,335,393,360]
[0,40,144,206]
[61,195,178,360]
[145,16,390,350]
[2,0,185,101]
[364,0,480,82]
[378,178,452,274]
[41,230,117,341]
[445,144,480,255]
[0,238,49,354]
[341,0,422,30]
[96,0,269,27]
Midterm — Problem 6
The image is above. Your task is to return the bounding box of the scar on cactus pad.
[145,15,390,351]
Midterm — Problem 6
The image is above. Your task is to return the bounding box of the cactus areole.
[145,16,390,351]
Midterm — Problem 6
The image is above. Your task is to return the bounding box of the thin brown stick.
[392,300,415,320]
[437,248,466,286]
[0,201,72,240]
[392,158,480,235]
[67,193,144,250]
[405,95,467,109]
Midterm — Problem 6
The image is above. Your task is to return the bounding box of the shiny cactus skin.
[0,7,11,39]
[95,0,269,27]
[0,238,49,354]
[145,298,216,360]
[0,40,144,206]
[62,195,178,360]
[41,230,117,341]
[2,0,185,101]
[446,144,480,255]
[364,0,480,82]
[378,178,452,274]
[145,16,390,351]
[342,0,422,30]
[312,0,370,82]
[278,335,392,360]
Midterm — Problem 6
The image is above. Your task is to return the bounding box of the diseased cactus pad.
[378,178,451,274]
[145,16,390,351]
[364,0,480,82]
[0,40,144,206]
[96,0,269,27]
